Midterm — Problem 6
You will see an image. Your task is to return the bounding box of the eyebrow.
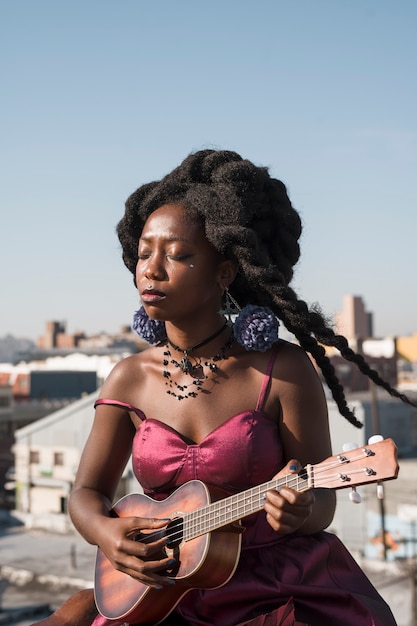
[139,236,191,244]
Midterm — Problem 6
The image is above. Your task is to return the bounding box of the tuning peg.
[349,487,362,504]
[341,443,362,503]
[376,483,384,500]
[367,436,385,499]
[368,434,383,445]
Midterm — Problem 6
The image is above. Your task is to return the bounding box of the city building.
[37,321,86,350]
[36,320,146,356]
[335,294,373,339]
[397,332,417,362]
[0,325,147,509]
[12,391,132,531]
[323,295,398,392]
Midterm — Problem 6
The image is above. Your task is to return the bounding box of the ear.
[217,259,238,292]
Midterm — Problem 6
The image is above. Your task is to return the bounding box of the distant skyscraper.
[37,321,67,349]
[336,295,373,340]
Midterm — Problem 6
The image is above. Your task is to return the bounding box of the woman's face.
[136,204,234,324]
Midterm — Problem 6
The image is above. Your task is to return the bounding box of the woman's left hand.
[263,459,315,534]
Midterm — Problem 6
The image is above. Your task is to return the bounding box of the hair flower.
[233,305,279,352]
[132,306,167,345]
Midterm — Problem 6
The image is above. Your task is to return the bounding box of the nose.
[137,253,166,282]
[144,266,164,280]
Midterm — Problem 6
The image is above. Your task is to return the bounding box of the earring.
[223,288,241,322]
[225,289,279,352]
[132,306,167,345]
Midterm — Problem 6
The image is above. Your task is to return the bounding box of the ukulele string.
[132,450,378,545]
[134,518,184,545]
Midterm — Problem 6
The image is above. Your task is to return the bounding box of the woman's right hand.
[96,515,177,589]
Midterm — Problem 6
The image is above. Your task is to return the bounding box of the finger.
[120,533,169,559]
[263,489,314,533]
[264,497,312,521]
[266,486,314,508]
[287,459,302,473]
[122,517,171,548]
[264,500,311,531]
[119,555,178,588]
[125,516,171,533]
[273,459,302,481]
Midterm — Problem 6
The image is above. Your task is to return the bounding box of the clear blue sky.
[1,0,416,341]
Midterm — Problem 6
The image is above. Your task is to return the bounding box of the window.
[29,450,40,464]
[54,452,64,466]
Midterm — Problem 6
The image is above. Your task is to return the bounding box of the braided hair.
[117,149,414,428]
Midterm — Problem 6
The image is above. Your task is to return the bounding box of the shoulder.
[272,339,325,399]
[259,340,325,407]
[229,339,316,386]
[99,346,157,397]
[271,339,319,380]
[108,347,151,375]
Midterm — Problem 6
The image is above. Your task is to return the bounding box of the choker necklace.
[166,321,228,374]
[162,324,234,401]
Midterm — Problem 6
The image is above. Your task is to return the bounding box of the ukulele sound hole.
[132,517,183,554]
[166,517,184,549]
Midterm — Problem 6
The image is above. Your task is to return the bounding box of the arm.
[68,400,136,542]
[264,342,336,535]
[68,360,177,588]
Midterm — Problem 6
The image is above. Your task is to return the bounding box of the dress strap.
[255,342,282,411]
[94,398,146,421]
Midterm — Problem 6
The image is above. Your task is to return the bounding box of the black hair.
[117,149,415,428]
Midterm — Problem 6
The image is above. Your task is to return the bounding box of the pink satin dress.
[92,347,397,626]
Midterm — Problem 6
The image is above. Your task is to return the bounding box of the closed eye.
[168,255,192,261]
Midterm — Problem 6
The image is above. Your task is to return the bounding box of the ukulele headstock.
[311,437,399,491]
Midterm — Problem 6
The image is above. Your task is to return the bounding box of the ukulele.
[94,437,398,625]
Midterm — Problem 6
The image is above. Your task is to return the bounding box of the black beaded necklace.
[166,321,228,374]
[162,322,234,401]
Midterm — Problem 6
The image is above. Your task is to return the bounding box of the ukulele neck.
[183,471,311,541]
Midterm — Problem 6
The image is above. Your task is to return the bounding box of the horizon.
[2,296,416,345]
[1,1,416,340]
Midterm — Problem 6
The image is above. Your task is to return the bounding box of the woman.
[65,150,410,626]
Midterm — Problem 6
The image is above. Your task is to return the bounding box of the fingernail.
[167,559,177,567]
[289,464,298,471]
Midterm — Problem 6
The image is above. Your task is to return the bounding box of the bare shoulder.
[107,347,153,376]
[99,347,156,399]
[272,340,321,382]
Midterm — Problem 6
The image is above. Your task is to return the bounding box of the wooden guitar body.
[94,480,242,624]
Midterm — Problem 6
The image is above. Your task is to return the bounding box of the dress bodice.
[95,346,283,500]
[131,409,283,498]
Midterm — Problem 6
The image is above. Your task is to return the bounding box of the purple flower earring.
[132,306,167,345]
[225,290,279,352]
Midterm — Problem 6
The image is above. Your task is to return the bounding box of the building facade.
[13,391,132,531]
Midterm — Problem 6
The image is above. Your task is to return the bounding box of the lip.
[141,288,166,303]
